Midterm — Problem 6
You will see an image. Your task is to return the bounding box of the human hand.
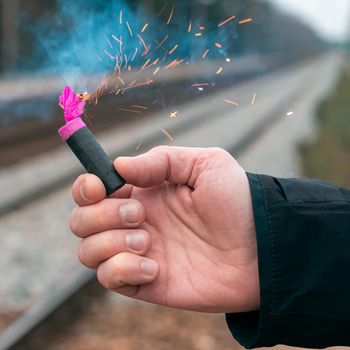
[70,146,259,313]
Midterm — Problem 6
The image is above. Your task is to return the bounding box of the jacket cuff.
[226,173,273,348]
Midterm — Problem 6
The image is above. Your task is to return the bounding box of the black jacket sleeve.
[226,173,350,349]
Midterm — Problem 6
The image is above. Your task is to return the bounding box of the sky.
[267,0,350,41]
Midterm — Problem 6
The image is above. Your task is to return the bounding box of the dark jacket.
[226,173,350,349]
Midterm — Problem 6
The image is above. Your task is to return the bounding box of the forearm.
[227,173,350,348]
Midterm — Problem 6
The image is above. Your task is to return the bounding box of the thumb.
[114,146,205,188]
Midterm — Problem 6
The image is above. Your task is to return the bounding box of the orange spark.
[215,42,222,48]
[224,99,239,106]
[118,76,125,85]
[202,49,210,58]
[169,44,179,55]
[156,2,168,17]
[137,34,147,50]
[132,105,148,110]
[148,35,169,56]
[239,18,253,25]
[126,21,133,37]
[141,58,151,70]
[118,108,141,114]
[251,92,256,105]
[141,23,149,33]
[128,65,132,71]
[192,83,209,87]
[199,25,205,30]
[152,57,159,65]
[162,129,174,141]
[216,67,223,75]
[218,15,236,27]
[164,59,184,70]
[167,5,175,25]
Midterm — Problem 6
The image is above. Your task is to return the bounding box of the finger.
[70,199,145,238]
[72,174,106,206]
[114,146,206,188]
[78,229,151,268]
[97,253,159,290]
[109,183,134,199]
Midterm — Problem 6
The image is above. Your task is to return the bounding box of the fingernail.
[119,204,140,224]
[126,232,145,252]
[79,180,90,202]
[140,260,157,276]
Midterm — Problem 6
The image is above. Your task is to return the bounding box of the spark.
[157,2,168,17]
[224,99,239,106]
[136,142,143,151]
[95,54,104,62]
[251,92,256,105]
[167,5,175,25]
[141,23,149,33]
[120,10,123,25]
[118,76,125,85]
[137,34,147,50]
[195,33,202,37]
[126,21,133,37]
[170,111,178,118]
[198,25,205,31]
[104,50,115,61]
[225,58,231,63]
[162,129,174,141]
[128,65,132,71]
[169,44,179,55]
[198,87,204,91]
[164,59,184,70]
[112,34,123,46]
[188,20,192,32]
[216,67,223,75]
[132,105,148,110]
[153,67,160,75]
[286,111,294,116]
[218,15,237,27]
[239,18,253,25]
[141,58,151,70]
[152,57,160,65]
[192,83,209,87]
[148,35,169,56]
[104,34,113,49]
[124,79,154,91]
[118,108,141,114]
[124,54,128,69]
[202,49,210,58]
[131,48,138,61]
[215,42,222,49]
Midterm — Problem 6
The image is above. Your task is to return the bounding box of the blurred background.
[0,0,349,349]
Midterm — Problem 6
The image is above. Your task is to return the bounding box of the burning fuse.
[58,86,125,195]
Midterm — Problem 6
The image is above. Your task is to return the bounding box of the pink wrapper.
[58,117,86,141]
[58,86,87,141]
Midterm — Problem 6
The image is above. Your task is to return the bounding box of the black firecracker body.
[67,127,125,195]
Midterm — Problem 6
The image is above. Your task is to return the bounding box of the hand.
[70,146,259,313]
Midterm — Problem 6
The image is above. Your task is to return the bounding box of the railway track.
[0,53,339,350]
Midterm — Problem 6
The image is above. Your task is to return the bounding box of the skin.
[70,146,259,313]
